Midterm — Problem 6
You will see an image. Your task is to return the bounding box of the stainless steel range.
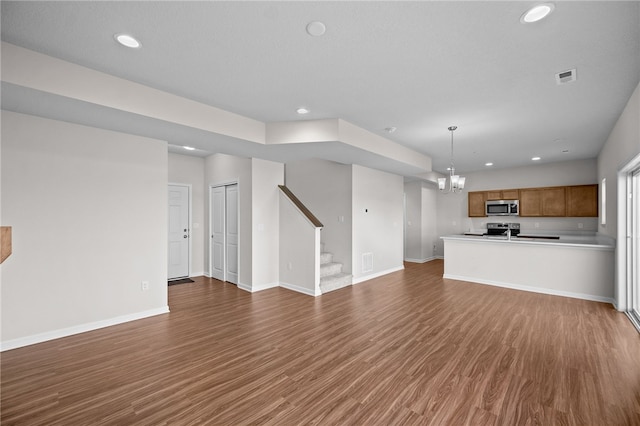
[487,222,520,237]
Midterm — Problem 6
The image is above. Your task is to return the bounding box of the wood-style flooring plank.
[2,260,640,425]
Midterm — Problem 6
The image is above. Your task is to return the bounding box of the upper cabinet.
[468,191,486,217]
[567,185,598,217]
[519,187,566,217]
[468,184,598,218]
[486,189,519,200]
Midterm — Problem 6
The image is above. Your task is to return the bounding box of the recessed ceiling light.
[306,21,326,37]
[115,34,141,48]
[532,156,541,161]
[485,162,493,167]
[296,108,309,115]
[520,3,555,24]
[183,146,195,151]
[384,127,397,133]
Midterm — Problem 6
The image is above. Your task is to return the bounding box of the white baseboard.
[353,265,405,285]
[236,281,279,293]
[404,256,438,264]
[237,282,252,292]
[443,274,615,305]
[250,282,280,292]
[280,281,321,297]
[0,306,170,352]
[190,271,205,278]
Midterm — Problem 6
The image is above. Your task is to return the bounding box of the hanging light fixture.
[437,126,466,193]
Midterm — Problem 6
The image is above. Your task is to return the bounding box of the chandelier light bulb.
[439,126,466,194]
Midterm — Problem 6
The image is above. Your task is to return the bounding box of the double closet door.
[210,184,238,284]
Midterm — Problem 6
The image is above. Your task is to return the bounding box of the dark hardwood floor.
[2,260,639,425]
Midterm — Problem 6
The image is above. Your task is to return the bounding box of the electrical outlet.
[141,281,149,291]
[578,223,584,229]
[535,222,540,228]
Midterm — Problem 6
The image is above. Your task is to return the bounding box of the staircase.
[320,251,352,294]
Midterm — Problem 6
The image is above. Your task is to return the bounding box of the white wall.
[168,153,205,276]
[1,111,168,349]
[443,238,614,302]
[251,158,284,291]
[204,153,252,286]
[404,180,439,262]
[421,183,438,260]
[404,181,422,261]
[597,82,640,309]
[285,159,353,273]
[435,158,599,256]
[279,192,321,296]
[352,165,404,282]
[597,82,640,239]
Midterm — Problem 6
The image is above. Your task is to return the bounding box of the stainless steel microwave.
[486,199,519,216]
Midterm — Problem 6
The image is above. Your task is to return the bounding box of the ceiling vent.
[556,68,577,85]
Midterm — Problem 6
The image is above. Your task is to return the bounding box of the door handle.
[183,235,188,239]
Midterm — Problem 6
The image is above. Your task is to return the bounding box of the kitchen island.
[441,234,615,304]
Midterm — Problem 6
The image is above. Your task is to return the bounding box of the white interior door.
[210,183,239,283]
[168,185,189,280]
[211,186,225,281]
[225,184,239,284]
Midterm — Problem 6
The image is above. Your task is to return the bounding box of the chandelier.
[437,126,466,193]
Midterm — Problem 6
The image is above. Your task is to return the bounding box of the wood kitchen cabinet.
[519,187,566,217]
[486,189,519,200]
[567,184,598,217]
[468,184,597,217]
[468,191,486,217]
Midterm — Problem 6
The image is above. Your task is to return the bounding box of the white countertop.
[441,233,615,250]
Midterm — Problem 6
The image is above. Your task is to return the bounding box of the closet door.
[210,186,225,281]
[210,183,239,284]
[225,184,239,284]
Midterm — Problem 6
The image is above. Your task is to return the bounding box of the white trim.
[404,256,438,264]
[443,274,615,305]
[240,282,280,293]
[190,271,205,278]
[616,152,640,311]
[237,282,252,293]
[0,307,170,352]
[626,311,640,333]
[352,265,405,285]
[209,178,240,188]
[280,281,322,297]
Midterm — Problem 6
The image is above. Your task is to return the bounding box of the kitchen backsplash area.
[466,216,599,235]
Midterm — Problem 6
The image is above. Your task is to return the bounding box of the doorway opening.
[210,183,239,284]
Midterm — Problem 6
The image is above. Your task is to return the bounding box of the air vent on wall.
[362,253,373,273]
[556,68,577,85]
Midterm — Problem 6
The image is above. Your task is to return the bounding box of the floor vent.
[556,68,577,85]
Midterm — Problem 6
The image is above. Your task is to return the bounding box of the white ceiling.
[1,1,639,176]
